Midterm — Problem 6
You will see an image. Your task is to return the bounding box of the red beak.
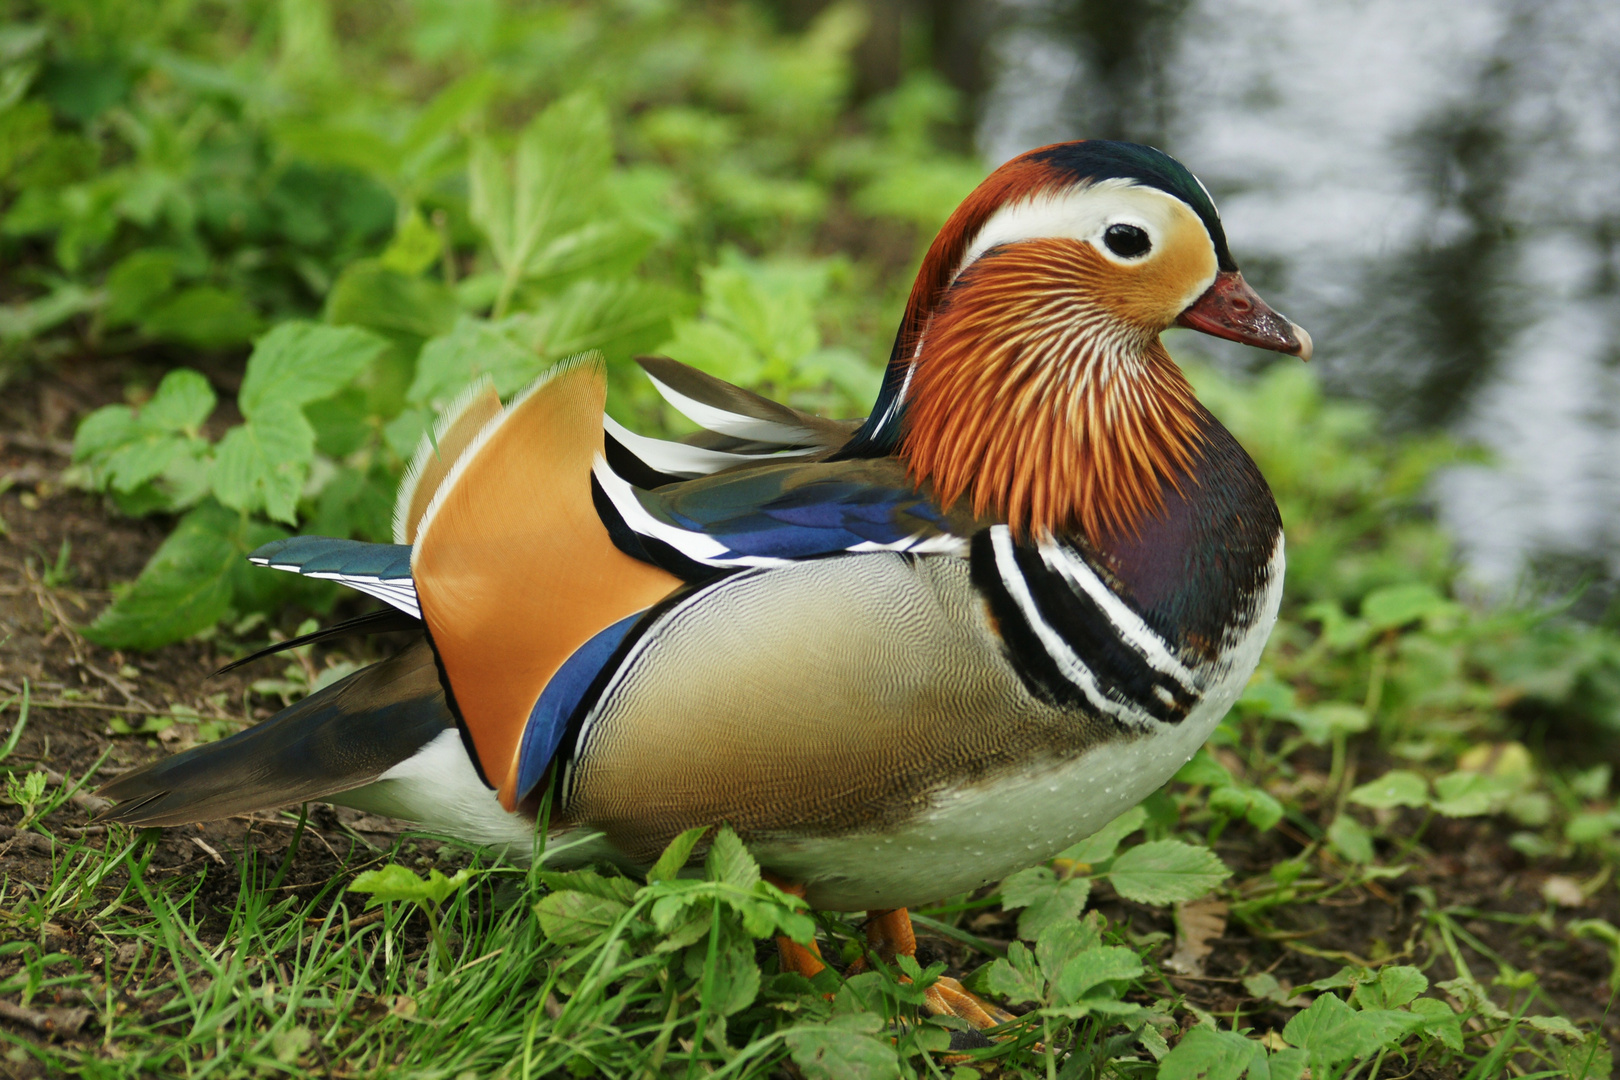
[1176,271,1313,362]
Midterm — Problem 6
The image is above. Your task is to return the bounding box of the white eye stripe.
[956,181,1201,280]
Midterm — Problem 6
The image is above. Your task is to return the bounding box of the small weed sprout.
[348,864,475,973]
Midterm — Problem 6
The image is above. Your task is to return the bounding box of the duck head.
[846,140,1311,542]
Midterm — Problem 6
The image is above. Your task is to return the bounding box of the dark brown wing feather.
[98,638,450,826]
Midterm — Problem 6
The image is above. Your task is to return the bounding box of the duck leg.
[860,908,1016,1029]
[766,877,830,978]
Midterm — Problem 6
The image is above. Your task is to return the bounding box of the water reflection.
[977,0,1620,598]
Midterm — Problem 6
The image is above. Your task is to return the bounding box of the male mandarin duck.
[101,140,1309,1025]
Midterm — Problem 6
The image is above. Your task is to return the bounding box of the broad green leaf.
[104,249,180,327]
[1209,785,1253,820]
[1430,770,1504,817]
[1175,750,1234,788]
[784,1013,901,1080]
[1236,675,1296,717]
[648,826,707,883]
[1405,998,1463,1049]
[1034,915,1104,983]
[1352,966,1426,1009]
[704,826,760,890]
[349,865,470,907]
[1243,788,1284,831]
[534,890,628,946]
[141,285,260,348]
[470,92,613,290]
[523,278,680,362]
[1289,702,1369,746]
[999,866,1091,940]
[325,261,458,345]
[237,322,388,418]
[1158,1027,1264,1080]
[83,501,239,649]
[1051,945,1143,1006]
[524,219,657,288]
[714,946,761,1016]
[409,317,544,406]
[74,369,215,495]
[534,869,639,905]
[210,402,316,524]
[1057,805,1149,865]
[1282,994,1417,1066]
[380,206,443,275]
[1348,770,1429,810]
[981,941,1045,1005]
[140,369,216,431]
[1327,815,1375,864]
[1360,583,1453,631]
[1108,841,1230,905]
[1555,1034,1612,1080]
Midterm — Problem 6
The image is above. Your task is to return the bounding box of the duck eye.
[1103,223,1152,259]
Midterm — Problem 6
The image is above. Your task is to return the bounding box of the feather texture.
[410,355,681,808]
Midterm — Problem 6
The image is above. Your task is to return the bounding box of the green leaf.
[237,322,388,418]
[1107,841,1230,905]
[349,865,471,907]
[1352,966,1427,1010]
[409,317,545,406]
[83,501,240,649]
[1288,703,1369,746]
[1175,751,1234,788]
[380,207,444,275]
[1034,914,1104,984]
[1360,583,1454,631]
[470,92,614,308]
[74,369,216,496]
[1555,1034,1612,1080]
[999,866,1091,940]
[981,941,1045,1005]
[1057,805,1148,865]
[784,1013,901,1080]
[210,402,316,524]
[1243,788,1284,831]
[1051,945,1143,1006]
[1158,1027,1265,1080]
[647,826,707,883]
[523,278,680,362]
[1282,994,1416,1066]
[704,826,760,890]
[141,285,260,349]
[325,261,458,345]
[1403,1000,1463,1051]
[104,249,180,328]
[534,889,628,947]
[1327,815,1375,864]
[1348,770,1429,810]
[1430,770,1504,817]
[141,369,217,432]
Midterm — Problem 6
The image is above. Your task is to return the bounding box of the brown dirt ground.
[1,363,1616,1076]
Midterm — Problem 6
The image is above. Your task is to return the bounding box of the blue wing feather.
[616,459,970,565]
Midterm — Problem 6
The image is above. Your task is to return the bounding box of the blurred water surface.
[974,0,1620,603]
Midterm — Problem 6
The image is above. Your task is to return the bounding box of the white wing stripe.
[990,526,1154,729]
[602,415,815,479]
[645,375,818,444]
[254,563,421,619]
[592,457,791,569]
[1036,542,1197,692]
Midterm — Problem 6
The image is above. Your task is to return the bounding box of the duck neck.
[897,239,1209,544]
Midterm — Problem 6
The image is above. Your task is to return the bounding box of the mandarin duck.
[100,140,1310,1026]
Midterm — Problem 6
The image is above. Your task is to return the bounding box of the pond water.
[975,0,1620,606]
